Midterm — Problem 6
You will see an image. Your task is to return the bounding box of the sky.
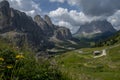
[1,0,120,33]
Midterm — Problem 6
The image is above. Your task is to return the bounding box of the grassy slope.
[0,38,70,80]
[96,30,120,46]
[55,44,120,80]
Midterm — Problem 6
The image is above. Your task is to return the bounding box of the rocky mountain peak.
[0,0,9,8]
[44,15,53,26]
[75,20,116,36]
[0,0,54,51]
[34,15,43,22]
[0,0,11,31]
[34,14,72,40]
[34,14,54,37]
[74,20,117,40]
[54,27,72,40]
[0,0,73,51]
[0,0,10,16]
[34,15,47,28]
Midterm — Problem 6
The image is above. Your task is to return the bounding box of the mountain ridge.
[75,20,117,39]
[0,0,72,51]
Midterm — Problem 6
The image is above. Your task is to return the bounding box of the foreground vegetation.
[0,39,70,80]
[55,44,120,80]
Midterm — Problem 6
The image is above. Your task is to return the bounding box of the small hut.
[93,51,102,56]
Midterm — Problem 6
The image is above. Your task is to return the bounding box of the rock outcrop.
[54,27,72,40]
[0,0,72,51]
[75,20,116,38]
[34,14,72,41]
[0,0,54,51]
[34,15,54,37]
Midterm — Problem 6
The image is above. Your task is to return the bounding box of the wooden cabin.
[93,51,102,56]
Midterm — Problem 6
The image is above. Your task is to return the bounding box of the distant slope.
[55,44,120,80]
[96,30,120,46]
[74,20,116,42]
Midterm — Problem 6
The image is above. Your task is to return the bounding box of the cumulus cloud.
[58,21,80,33]
[108,10,120,30]
[49,7,103,33]
[0,0,41,17]
[49,0,120,32]
[6,0,120,32]
[50,0,120,17]
[66,0,79,6]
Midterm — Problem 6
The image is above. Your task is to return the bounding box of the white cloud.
[108,10,120,30]
[1,0,120,33]
[0,0,41,17]
[49,7,102,33]
[67,0,79,6]
[49,0,120,32]
[58,21,80,33]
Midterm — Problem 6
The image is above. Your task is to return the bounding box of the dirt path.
[94,44,120,58]
[94,49,107,58]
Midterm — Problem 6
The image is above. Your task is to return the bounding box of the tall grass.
[0,48,70,80]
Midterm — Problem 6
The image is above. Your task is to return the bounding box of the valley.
[54,44,120,80]
[0,0,120,80]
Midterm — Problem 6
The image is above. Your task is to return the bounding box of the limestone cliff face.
[54,27,72,40]
[0,0,11,32]
[75,20,116,38]
[34,15,72,41]
[0,0,72,51]
[44,15,53,27]
[34,15,54,37]
[0,0,53,51]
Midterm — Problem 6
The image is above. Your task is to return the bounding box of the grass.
[55,44,120,80]
[0,49,69,80]
[0,35,120,80]
[0,38,70,80]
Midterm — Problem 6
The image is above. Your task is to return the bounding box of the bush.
[0,49,70,80]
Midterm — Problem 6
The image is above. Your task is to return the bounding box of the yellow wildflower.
[7,65,13,69]
[16,54,24,59]
[0,57,4,61]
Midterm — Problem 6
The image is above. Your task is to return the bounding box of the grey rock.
[0,0,72,51]
[54,27,72,40]
[34,15,72,41]
[75,20,116,37]
[34,15,54,37]
[0,0,53,51]
[44,15,53,27]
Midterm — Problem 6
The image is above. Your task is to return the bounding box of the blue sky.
[34,0,80,13]
[0,0,120,33]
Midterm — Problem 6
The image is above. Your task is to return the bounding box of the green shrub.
[0,48,70,80]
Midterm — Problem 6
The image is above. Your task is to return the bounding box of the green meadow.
[55,44,120,80]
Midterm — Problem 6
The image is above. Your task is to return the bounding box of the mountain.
[75,20,117,40]
[0,0,72,51]
[34,15,72,41]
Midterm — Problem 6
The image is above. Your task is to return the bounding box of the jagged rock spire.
[34,15,43,21]
[44,15,53,26]
[0,0,9,8]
